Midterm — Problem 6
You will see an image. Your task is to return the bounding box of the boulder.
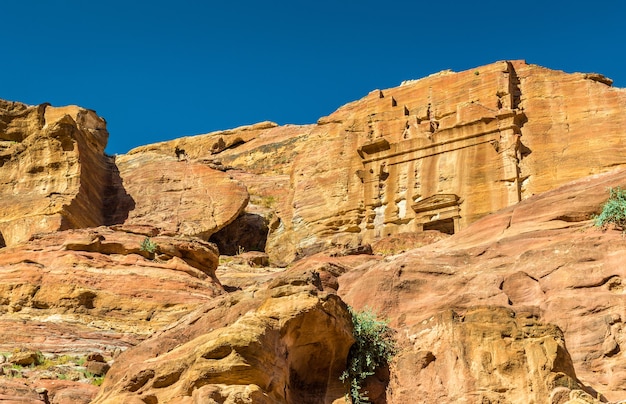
[9,350,41,367]
[108,152,249,239]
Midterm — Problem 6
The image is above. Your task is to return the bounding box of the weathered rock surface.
[1,61,626,403]
[108,152,250,238]
[129,122,312,264]
[392,307,597,404]
[0,225,222,354]
[128,61,626,265]
[0,101,109,247]
[92,270,353,404]
[339,167,626,402]
[0,378,99,404]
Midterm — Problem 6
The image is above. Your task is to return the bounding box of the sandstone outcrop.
[0,101,109,247]
[108,152,249,238]
[92,270,353,404]
[339,167,626,402]
[392,307,597,404]
[0,225,222,354]
[0,101,250,250]
[0,375,99,404]
[1,60,626,403]
[128,122,315,263]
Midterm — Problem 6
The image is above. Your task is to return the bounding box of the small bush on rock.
[140,237,158,254]
[595,187,626,230]
[341,307,396,404]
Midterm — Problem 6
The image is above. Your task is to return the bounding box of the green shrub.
[595,187,626,229]
[341,307,396,404]
[91,376,105,386]
[140,237,158,254]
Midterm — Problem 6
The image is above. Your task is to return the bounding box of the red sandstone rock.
[133,61,626,266]
[1,61,625,403]
[339,168,626,402]
[109,152,249,239]
[0,226,222,354]
[371,230,449,255]
[0,101,109,247]
[91,271,353,404]
[0,379,98,404]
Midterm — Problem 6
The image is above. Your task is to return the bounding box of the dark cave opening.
[423,218,455,235]
[209,213,269,255]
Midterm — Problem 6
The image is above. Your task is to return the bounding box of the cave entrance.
[209,213,268,255]
[423,218,455,235]
[0,231,5,248]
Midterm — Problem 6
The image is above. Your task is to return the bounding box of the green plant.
[35,350,45,366]
[340,307,396,404]
[140,237,158,254]
[594,187,626,229]
[91,376,105,386]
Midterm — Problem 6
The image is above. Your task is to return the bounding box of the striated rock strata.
[0,225,222,354]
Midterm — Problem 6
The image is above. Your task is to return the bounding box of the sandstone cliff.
[129,60,626,265]
[0,101,109,247]
[0,61,625,403]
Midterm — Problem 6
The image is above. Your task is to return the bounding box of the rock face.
[0,101,249,248]
[1,61,626,403]
[92,271,353,404]
[108,152,249,238]
[0,225,222,353]
[0,101,109,247]
[130,60,626,264]
[339,167,626,402]
[392,307,592,404]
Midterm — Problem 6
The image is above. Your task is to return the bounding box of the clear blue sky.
[3,1,625,154]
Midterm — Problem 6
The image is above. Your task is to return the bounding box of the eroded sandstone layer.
[92,270,353,404]
[0,225,222,354]
[0,101,109,247]
[339,167,626,402]
[108,152,249,238]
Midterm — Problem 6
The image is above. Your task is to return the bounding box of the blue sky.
[3,1,625,154]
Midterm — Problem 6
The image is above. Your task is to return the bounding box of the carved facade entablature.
[357,110,525,166]
[412,194,462,234]
[357,138,390,159]
[412,194,460,213]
